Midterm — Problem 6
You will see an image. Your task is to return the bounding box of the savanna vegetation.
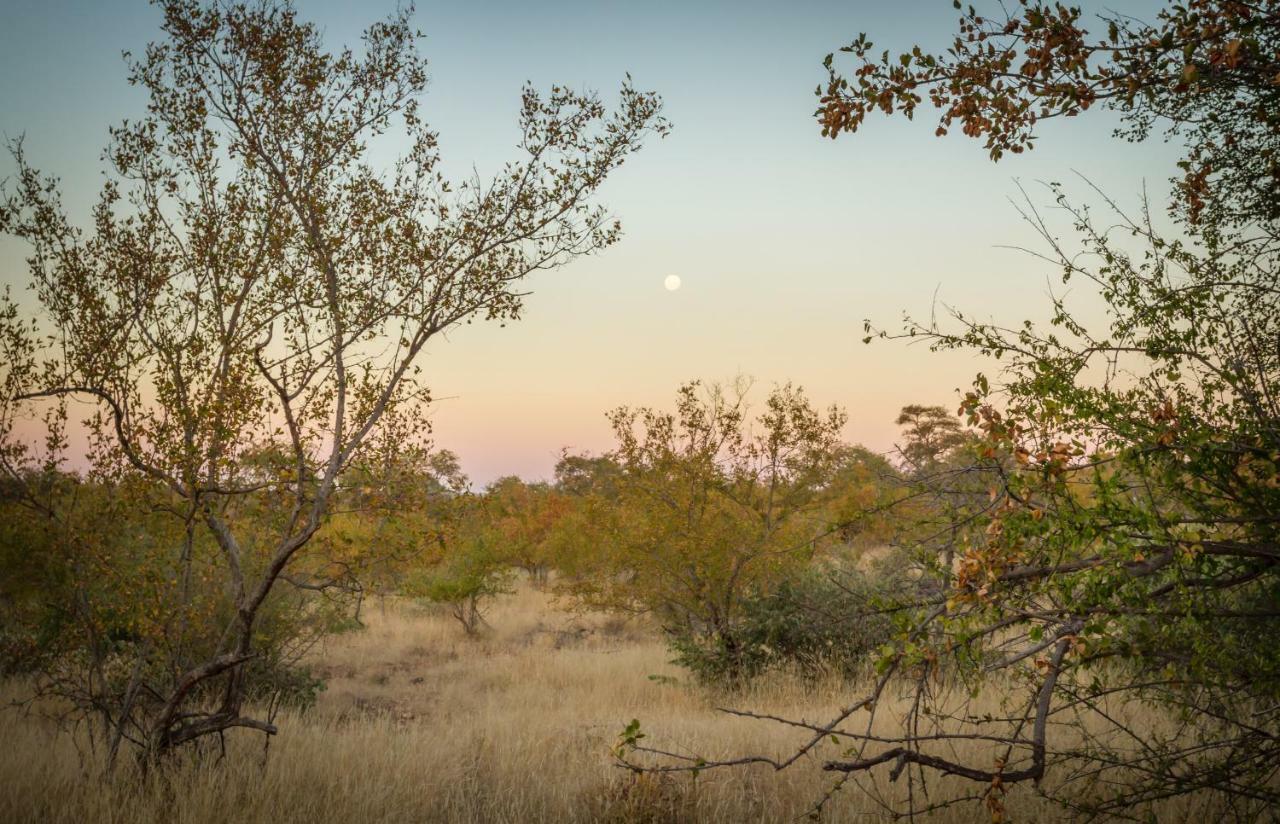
[1,0,1278,821]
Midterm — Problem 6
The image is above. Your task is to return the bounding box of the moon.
[664,274,682,291]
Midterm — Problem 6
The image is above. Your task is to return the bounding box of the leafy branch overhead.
[817,0,1280,230]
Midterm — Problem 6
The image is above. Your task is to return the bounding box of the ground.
[0,583,1214,822]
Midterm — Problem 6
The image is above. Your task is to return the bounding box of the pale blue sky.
[1,1,1177,483]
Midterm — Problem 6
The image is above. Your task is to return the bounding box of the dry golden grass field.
[0,584,1223,823]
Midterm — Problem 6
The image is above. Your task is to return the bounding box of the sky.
[0,0,1178,486]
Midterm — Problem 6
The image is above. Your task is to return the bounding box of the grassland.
[0,584,1219,823]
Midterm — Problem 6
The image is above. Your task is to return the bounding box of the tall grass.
[0,585,1215,822]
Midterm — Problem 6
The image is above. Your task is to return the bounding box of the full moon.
[664,274,682,291]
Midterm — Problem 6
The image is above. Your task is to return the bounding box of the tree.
[567,379,849,681]
[888,404,992,584]
[404,499,513,636]
[320,407,468,610]
[0,0,666,763]
[484,476,570,586]
[553,449,624,499]
[621,3,1280,818]
[822,443,901,548]
[893,404,966,473]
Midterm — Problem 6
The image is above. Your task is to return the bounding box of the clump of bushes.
[405,534,513,635]
[670,570,896,685]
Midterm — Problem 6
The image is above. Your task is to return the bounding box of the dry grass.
[0,584,1216,823]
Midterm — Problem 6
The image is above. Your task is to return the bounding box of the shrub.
[670,570,894,685]
[405,533,513,635]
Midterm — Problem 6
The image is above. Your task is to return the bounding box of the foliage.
[314,409,469,606]
[0,471,344,731]
[559,379,850,680]
[889,405,995,585]
[554,450,624,499]
[821,444,902,548]
[879,186,1280,818]
[819,3,1280,813]
[483,476,570,586]
[669,570,895,685]
[818,3,1280,817]
[893,404,967,473]
[621,3,1280,819]
[0,0,665,763]
[404,514,514,636]
[817,0,1280,232]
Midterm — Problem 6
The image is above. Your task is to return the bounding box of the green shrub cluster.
[670,571,895,685]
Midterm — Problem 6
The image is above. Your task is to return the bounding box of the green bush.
[670,570,895,685]
[405,532,513,635]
